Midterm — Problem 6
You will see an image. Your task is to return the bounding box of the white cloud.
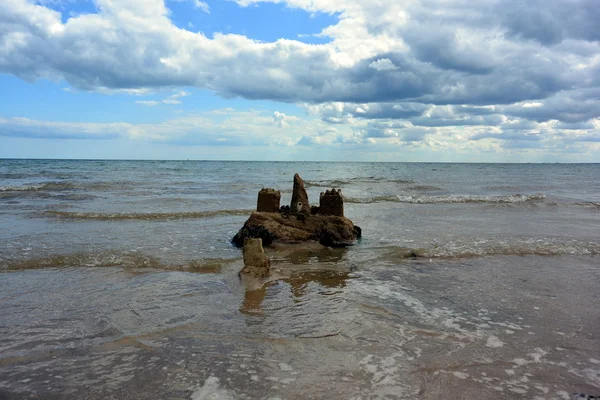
[369,58,397,71]
[273,111,298,128]
[135,90,190,106]
[135,100,161,106]
[193,0,209,13]
[0,109,353,144]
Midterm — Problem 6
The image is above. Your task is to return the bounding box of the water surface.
[1,160,599,399]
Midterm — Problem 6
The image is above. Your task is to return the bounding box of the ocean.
[0,159,599,399]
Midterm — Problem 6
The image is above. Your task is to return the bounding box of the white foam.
[346,193,547,204]
[0,184,44,192]
[190,377,235,400]
[534,385,549,394]
[278,363,293,372]
[528,348,547,363]
[452,371,468,379]
[582,368,600,386]
[486,336,505,348]
[359,353,409,396]
[556,390,571,400]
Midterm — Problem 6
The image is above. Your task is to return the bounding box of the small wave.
[1,252,238,272]
[345,193,546,204]
[345,195,402,203]
[305,177,416,188]
[53,194,98,201]
[407,185,443,191]
[79,181,136,190]
[387,179,416,184]
[0,173,31,179]
[41,209,253,220]
[0,184,45,192]
[380,240,600,260]
[0,182,75,192]
[305,179,354,188]
[574,202,600,209]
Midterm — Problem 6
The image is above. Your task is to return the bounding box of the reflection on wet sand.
[240,246,354,315]
[241,285,268,314]
[269,243,350,265]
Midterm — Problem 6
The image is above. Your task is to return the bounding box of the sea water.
[1,160,599,399]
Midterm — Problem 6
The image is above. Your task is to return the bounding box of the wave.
[574,202,600,209]
[41,209,253,220]
[53,194,98,201]
[345,193,546,204]
[0,172,77,179]
[1,252,238,272]
[380,240,600,260]
[408,185,443,191]
[305,177,416,188]
[0,173,31,179]
[0,182,75,192]
[305,179,355,188]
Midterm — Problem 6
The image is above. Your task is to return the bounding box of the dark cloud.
[362,120,431,141]
[501,3,565,45]
[555,121,596,130]
[499,93,600,123]
[403,27,495,74]
[410,114,504,127]
[499,0,600,44]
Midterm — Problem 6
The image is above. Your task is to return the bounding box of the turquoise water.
[1,160,599,399]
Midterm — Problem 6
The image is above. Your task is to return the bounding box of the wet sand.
[1,252,598,399]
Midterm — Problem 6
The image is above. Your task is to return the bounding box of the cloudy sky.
[1,0,599,161]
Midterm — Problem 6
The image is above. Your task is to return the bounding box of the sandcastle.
[239,238,271,278]
[256,188,281,213]
[232,173,361,248]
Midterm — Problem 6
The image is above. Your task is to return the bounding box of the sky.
[0,0,599,161]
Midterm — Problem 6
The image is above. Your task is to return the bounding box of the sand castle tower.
[319,189,344,217]
[256,188,281,213]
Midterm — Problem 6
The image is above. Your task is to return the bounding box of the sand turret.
[240,238,271,278]
[257,188,281,213]
[290,173,310,214]
[319,189,344,217]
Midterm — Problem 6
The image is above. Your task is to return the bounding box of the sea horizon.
[2,157,598,164]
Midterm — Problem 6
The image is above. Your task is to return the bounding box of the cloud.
[369,58,397,71]
[0,109,351,145]
[135,100,161,106]
[1,0,597,107]
[193,0,209,13]
[135,90,190,106]
[273,111,298,128]
[1,0,600,160]
[0,116,126,140]
[499,0,600,44]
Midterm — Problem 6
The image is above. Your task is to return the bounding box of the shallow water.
[1,160,599,399]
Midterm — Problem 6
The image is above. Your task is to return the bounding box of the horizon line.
[1,157,598,164]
